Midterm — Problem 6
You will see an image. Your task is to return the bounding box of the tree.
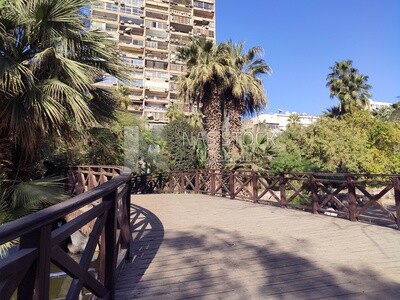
[166,101,184,121]
[326,60,372,115]
[271,110,400,174]
[223,41,270,162]
[188,111,204,131]
[288,113,300,125]
[114,85,130,110]
[0,0,125,176]
[162,118,199,171]
[178,38,231,169]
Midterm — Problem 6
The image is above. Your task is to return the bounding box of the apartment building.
[369,100,392,111]
[90,0,216,125]
[243,112,319,132]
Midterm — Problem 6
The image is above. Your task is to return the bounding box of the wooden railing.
[0,166,132,300]
[132,170,400,230]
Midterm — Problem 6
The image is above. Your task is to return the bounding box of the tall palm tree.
[223,42,271,162]
[166,101,184,121]
[326,60,372,115]
[0,0,125,174]
[188,111,204,131]
[178,38,231,170]
[114,85,130,110]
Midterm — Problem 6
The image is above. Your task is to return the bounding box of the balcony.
[127,104,144,112]
[193,27,214,38]
[145,0,169,11]
[119,37,145,50]
[145,10,169,21]
[145,53,169,62]
[145,41,169,51]
[170,63,187,73]
[91,12,118,23]
[170,0,191,6]
[144,97,169,105]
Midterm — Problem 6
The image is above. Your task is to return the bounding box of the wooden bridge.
[117,193,400,299]
[1,167,399,299]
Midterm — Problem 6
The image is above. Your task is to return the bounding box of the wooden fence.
[132,170,400,229]
[0,166,132,300]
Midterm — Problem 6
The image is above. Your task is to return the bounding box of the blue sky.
[215,0,400,115]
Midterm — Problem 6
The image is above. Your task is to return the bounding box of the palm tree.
[188,111,204,131]
[166,101,184,121]
[326,60,372,115]
[178,38,231,169]
[114,85,131,110]
[0,0,125,175]
[223,42,271,162]
[288,113,300,125]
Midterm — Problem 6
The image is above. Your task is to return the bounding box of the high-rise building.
[90,0,216,125]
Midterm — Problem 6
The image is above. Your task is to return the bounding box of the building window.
[194,1,214,10]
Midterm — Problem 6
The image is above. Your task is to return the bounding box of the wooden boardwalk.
[116,194,400,299]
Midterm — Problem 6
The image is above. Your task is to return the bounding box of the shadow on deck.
[116,194,400,299]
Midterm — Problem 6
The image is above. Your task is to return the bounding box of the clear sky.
[215,0,400,115]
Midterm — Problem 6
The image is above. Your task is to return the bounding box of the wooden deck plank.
[116,194,400,299]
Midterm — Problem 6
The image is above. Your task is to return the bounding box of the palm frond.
[10,177,69,218]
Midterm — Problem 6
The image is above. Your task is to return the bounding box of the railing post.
[125,178,132,258]
[229,170,235,199]
[168,172,173,193]
[310,175,320,214]
[195,169,200,193]
[180,171,185,193]
[88,166,95,189]
[347,176,357,221]
[100,190,118,299]
[252,171,258,203]
[279,173,287,208]
[393,176,400,230]
[210,169,216,196]
[19,225,52,300]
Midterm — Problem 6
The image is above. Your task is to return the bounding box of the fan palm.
[0,176,69,257]
[223,42,271,163]
[189,111,204,131]
[166,100,184,121]
[326,60,372,115]
[178,38,231,169]
[0,0,125,173]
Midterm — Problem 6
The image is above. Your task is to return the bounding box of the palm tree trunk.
[203,89,222,170]
[227,101,242,163]
[0,135,13,176]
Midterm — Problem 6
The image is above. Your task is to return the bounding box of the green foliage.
[271,110,400,174]
[271,124,313,172]
[232,129,277,171]
[166,101,184,121]
[162,118,199,171]
[0,0,125,172]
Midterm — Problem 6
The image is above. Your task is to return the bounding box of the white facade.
[369,100,392,111]
[245,112,319,132]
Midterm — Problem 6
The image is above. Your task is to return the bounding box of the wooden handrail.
[0,166,132,300]
[132,169,400,230]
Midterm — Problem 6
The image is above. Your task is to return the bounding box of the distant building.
[244,112,319,132]
[369,100,392,111]
[91,0,216,125]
